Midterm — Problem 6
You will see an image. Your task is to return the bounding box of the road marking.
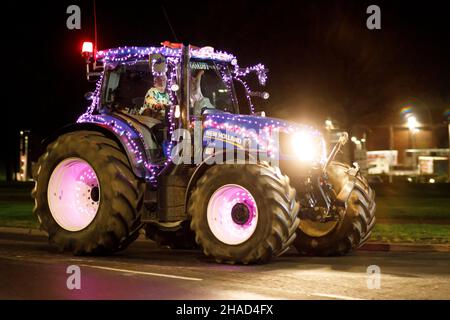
[311,293,365,300]
[82,264,203,281]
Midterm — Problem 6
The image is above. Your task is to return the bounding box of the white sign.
[367,150,398,174]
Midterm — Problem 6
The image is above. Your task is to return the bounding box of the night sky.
[3,0,450,179]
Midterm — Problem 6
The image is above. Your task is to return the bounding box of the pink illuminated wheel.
[47,158,100,232]
[32,131,145,254]
[189,163,300,264]
[206,184,258,245]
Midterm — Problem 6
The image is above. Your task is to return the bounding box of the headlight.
[278,129,326,163]
[292,131,318,162]
[282,130,326,163]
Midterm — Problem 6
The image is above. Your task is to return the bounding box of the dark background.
[2,0,449,180]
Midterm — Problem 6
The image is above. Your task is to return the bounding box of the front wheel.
[188,163,300,264]
[293,161,376,256]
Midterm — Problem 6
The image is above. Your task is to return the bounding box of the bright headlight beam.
[292,131,316,162]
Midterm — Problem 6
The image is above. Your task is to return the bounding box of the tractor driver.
[139,74,171,121]
[190,69,215,116]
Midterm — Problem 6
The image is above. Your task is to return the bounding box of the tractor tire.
[32,130,145,254]
[293,161,376,256]
[188,162,300,264]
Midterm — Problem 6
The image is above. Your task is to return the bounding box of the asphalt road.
[0,229,449,300]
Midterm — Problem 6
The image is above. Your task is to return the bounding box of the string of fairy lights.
[77,45,321,182]
[77,73,103,123]
[96,46,236,64]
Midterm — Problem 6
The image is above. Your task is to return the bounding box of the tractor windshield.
[99,59,238,117]
[189,59,237,115]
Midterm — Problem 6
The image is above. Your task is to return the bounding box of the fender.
[42,117,149,179]
[335,164,360,204]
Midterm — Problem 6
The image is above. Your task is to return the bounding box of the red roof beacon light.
[82,41,94,62]
[82,41,94,53]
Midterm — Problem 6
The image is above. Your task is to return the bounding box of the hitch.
[300,132,361,222]
[298,171,340,223]
[323,132,348,174]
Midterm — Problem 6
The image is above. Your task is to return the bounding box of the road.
[0,229,449,300]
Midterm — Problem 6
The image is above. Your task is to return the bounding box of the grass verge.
[0,182,449,244]
[0,202,39,228]
[370,224,450,244]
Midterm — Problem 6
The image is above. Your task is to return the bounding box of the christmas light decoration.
[77,72,103,123]
[234,63,267,86]
[77,44,325,183]
[232,77,256,114]
[203,113,325,162]
[77,54,181,185]
[96,46,236,64]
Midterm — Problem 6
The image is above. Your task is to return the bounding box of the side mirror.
[84,91,94,101]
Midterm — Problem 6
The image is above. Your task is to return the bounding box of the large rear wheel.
[32,131,145,254]
[293,161,376,256]
[189,163,300,264]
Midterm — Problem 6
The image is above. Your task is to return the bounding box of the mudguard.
[43,114,151,179]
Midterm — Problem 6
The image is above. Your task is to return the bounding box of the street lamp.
[406,114,420,149]
[407,115,417,131]
[405,114,421,171]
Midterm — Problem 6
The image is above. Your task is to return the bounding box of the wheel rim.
[47,158,100,232]
[207,184,258,245]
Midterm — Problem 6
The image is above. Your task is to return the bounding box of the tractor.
[32,42,376,264]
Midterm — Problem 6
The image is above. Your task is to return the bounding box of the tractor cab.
[79,42,266,165]
[82,41,265,119]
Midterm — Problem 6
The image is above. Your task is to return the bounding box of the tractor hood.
[203,113,323,139]
[202,113,326,163]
